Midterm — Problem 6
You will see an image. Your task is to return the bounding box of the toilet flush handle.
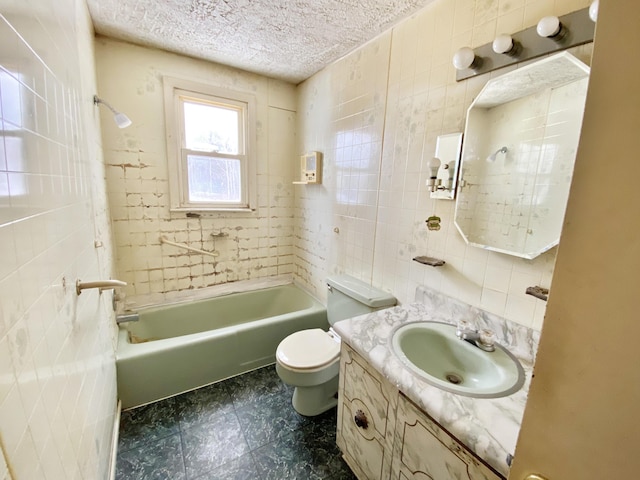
[327,284,333,293]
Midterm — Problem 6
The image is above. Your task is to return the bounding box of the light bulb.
[452,47,476,70]
[492,34,514,54]
[537,16,561,38]
[589,0,599,22]
[428,157,441,178]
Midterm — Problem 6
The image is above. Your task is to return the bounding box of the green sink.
[391,322,525,398]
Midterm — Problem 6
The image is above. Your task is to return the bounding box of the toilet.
[276,274,396,416]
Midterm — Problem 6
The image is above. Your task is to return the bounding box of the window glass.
[186,155,241,203]
[183,100,240,154]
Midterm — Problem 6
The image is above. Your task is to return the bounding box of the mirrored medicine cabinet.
[454,52,590,259]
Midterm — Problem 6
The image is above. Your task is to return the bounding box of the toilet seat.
[276,328,340,371]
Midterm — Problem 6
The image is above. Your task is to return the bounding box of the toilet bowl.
[276,275,396,416]
[276,328,341,416]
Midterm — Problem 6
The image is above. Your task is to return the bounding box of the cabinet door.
[337,344,398,480]
[391,394,504,480]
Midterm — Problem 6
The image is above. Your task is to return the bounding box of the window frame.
[163,76,257,212]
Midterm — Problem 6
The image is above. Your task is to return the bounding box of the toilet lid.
[277,329,340,370]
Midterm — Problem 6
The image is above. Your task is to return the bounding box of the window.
[164,77,256,211]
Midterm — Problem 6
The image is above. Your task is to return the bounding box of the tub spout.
[116,313,139,324]
[76,279,127,295]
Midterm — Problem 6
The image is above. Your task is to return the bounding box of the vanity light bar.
[454,7,594,82]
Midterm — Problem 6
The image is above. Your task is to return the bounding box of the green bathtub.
[116,283,328,409]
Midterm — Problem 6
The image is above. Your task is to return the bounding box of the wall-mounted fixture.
[160,235,219,257]
[486,146,508,163]
[76,279,127,295]
[526,286,549,301]
[293,151,322,184]
[412,256,445,267]
[94,95,132,128]
[453,6,595,81]
[427,133,463,200]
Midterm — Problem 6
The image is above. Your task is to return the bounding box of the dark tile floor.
[115,365,357,479]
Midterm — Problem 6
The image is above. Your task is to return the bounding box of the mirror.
[454,52,590,259]
[430,133,463,200]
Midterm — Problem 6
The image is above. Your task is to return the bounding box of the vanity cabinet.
[391,393,502,480]
[337,343,398,480]
[337,343,504,480]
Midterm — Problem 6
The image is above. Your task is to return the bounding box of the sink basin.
[391,322,525,398]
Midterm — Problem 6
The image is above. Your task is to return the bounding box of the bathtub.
[116,283,328,409]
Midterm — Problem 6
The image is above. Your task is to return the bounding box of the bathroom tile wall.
[0,1,117,478]
[295,32,392,296]
[95,38,298,304]
[295,0,593,330]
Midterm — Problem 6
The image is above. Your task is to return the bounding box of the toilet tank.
[326,275,396,326]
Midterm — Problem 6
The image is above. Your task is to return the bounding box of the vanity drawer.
[337,344,398,480]
[392,393,504,480]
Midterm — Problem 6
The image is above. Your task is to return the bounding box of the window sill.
[170,207,255,215]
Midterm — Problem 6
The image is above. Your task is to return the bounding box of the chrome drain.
[446,373,463,385]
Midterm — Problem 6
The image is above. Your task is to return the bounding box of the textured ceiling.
[86,0,435,84]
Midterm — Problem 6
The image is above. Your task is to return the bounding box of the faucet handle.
[456,319,472,336]
[478,329,496,350]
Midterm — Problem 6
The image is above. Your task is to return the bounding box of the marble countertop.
[333,287,540,478]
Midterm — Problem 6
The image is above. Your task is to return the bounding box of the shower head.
[94,95,132,128]
[486,146,508,162]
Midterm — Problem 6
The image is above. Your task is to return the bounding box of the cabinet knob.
[524,475,548,480]
[354,409,369,429]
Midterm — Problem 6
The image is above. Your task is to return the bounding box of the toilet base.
[291,375,339,416]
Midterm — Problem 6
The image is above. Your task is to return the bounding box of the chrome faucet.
[455,320,496,352]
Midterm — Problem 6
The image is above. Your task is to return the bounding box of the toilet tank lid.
[326,274,396,308]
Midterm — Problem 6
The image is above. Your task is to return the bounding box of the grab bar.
[160,236,219,257]
[76,279,127,295]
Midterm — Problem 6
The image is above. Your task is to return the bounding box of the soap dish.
[413,256,446,267]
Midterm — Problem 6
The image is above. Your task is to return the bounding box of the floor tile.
[252,419,355,480]
[225,365,286,410]
[116,433,186,480]
[118,397,180,452]
[181,412,250,479]
[235,393,303,450]
[252,431,322,480]
[174,381,234,430]
[191,453,259,480]
[116,365,356,480]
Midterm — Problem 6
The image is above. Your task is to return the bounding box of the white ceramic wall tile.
[295,0,590,329]
[0,2,117,478]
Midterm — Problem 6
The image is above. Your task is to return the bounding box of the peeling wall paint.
[96,37,298,303]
